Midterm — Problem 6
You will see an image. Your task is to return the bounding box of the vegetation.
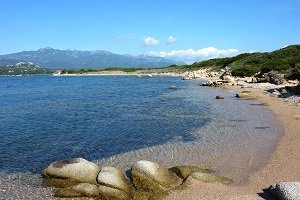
[169,45,300,79]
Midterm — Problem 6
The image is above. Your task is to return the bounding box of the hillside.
[0,62,52,75]
[0,48,183,69]
[174,45,300,80]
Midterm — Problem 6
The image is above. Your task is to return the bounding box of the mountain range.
[0,48,183,69]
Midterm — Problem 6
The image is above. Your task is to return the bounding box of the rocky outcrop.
[264,71,285,85]
[169,165,209,179]
[269,182,300,200]
[186,172,233,185]
[131,160,179,192]
[43,159,234,199]
[43,158,101,184]
[201,80,224,87]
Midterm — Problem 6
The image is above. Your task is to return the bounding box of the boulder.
[265,71,285,85]
[236,93,250,99]
[97,167,131,193]
[186,172,233,185]
[43,158,101,184]
[132,191,152,200]
[222,75,235,83]
[269,182,300,200]
[98,185,130,200]
[131,160,179,192]
[169,165,209,179]
[216,95,225,99]
[201,80,213,86]
[55,183,99,197]
[43,177,79,188]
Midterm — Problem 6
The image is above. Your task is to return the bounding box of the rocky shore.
[42,158,233,199]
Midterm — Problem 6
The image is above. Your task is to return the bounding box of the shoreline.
[1,73,299,199]
[167,83,300,199]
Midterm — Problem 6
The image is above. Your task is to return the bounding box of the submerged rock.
[216,95,225,99]
[131,160,179,192]
[55,183,99,197]
[169,86,178,89]
[186,172,233,185]
[43,158,101,184]
[169,165,210,179]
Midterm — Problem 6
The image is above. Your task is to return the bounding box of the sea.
[0,75,282,199]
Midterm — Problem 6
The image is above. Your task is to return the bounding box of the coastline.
[1,73,299,199]
[167,83,300,199]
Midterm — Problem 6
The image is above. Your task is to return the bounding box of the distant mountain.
[0,48,184,69]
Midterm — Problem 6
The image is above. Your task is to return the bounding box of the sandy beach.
[167,83,300,199]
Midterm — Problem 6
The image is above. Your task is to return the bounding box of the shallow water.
[0,75,282,199]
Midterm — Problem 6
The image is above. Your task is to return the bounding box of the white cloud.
[167,35,177,45]
[146,47,240,64]
[143,36,160,46]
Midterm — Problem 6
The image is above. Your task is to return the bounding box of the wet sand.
[167,85,300,199]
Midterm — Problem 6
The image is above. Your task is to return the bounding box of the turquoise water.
[0,75,282,199]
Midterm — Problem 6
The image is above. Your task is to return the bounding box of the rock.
[186,172,233,185]
[98,185,130,200]
[252,77,258,83]
[183,76,193,80]
[55,183,99,197]
[269,182,300,200]
[216,95,225,99]
[241,90,251,93]
[236,93,250,98]
[222,75,235,83]
[97,167,131,193]
[169,165,210,179]
[43,177,79,188]
[169,86,177,89]
[131,160,179,192]
[219,68,232,79]
[43,158,101,184]
[201,80,213,86]
[241,85,253,88]
[280,89,288,94]
[264,71,285,85]
[132,191,152,200]
[271,91,281,97]
[201,80,224,87]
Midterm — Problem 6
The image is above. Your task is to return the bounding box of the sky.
[1,0,300,63]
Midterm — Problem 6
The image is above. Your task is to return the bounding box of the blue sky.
[1,0,300,63]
